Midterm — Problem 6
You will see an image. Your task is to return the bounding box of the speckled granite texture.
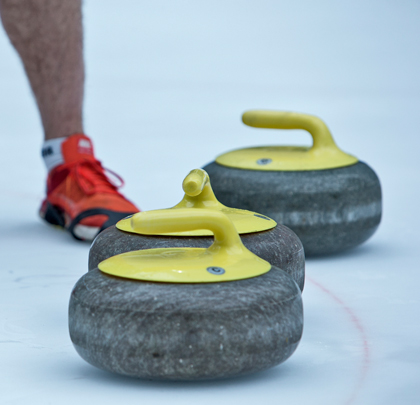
[203,161,382,256]
[69,267,303,380]
[89,224,305,291]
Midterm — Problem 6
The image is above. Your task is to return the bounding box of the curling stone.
[203,110,382,256]
[89,168,305,290]
[69,209,303,380]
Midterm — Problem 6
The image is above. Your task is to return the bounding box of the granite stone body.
[203,161,382,256]
[89,224,305,291]
[69,267,303,380]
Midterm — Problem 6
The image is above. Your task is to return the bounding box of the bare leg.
[0,0,84,140]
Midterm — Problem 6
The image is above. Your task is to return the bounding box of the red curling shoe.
[39,134,139,241]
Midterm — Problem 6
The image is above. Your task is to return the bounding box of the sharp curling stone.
[69,209,303,380]
[203,110,382,256]
[89,168,305,290]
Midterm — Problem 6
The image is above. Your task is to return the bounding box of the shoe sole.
[40,202,135,242]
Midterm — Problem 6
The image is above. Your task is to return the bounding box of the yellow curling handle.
[182,168,208,197]
[99,209,271,283]
[176,169,220,209]
[243,110,336,149]
[131,209,241,247]
[116,168,276,236]
[216,110,358,171]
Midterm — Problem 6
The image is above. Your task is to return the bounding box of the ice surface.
[1,1,419,404]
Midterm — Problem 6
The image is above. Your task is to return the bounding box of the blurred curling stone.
[203,110,382,256]
[89,168,305,290]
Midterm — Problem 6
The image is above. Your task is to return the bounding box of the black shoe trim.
[42,202,66,228]
[68,208,136,241]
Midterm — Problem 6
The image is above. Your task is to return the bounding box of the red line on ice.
[307,276,370,405]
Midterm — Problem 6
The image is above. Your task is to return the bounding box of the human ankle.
[42,133,94,172]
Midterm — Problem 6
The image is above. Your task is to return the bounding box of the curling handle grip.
[242,110,338,150]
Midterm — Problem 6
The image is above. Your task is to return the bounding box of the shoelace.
[62,159,125,196]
